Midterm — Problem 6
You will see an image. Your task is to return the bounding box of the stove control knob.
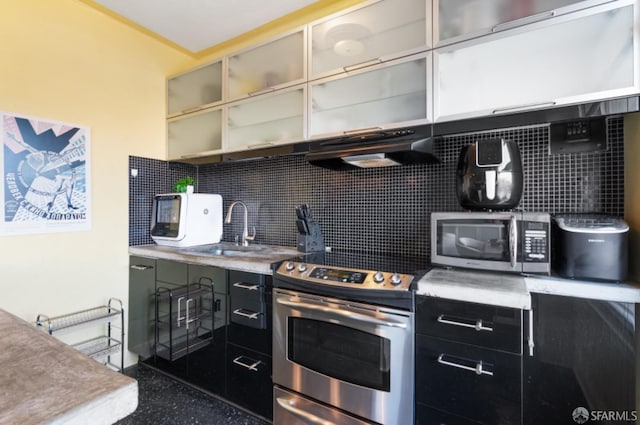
[298,263,307,273]
[373,271,385,284]
[285,261,295,272]
[390,273,403,286]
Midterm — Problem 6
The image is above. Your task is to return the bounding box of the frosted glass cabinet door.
[435,0,611,46]
[227,28,305,101]
[168,61,223,117]
[434,0,638,123]
[167,108,223,160]
[310,53,430,138]
[226,85,306,152]
[310,0,429,80]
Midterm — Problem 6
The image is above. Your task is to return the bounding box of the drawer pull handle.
[233,355,261,371]
[233,282,260,291]
[233,309,260,320]
[437,314,493,332]
[130,264,153,270]
[437,353,494,376]
[276,396,338,425]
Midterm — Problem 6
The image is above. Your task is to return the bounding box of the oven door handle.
[276,397,338,425]
[276,298,408,329]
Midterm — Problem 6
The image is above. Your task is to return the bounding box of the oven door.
[273,288,414,425]
[431,211,521,272]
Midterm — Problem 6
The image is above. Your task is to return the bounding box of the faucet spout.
[225,201,256,246]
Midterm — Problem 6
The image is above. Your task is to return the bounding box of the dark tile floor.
[116,364,270,425]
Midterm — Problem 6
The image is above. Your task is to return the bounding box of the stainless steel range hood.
[306,127,439,170]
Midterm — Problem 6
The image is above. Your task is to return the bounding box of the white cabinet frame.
[433,0,640,123]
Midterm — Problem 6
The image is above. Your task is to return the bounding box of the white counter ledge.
[129,243,300,275]
[416,268,531,310]
[418,267,640,309]
[525,274,640,303]
[0,309,137,425]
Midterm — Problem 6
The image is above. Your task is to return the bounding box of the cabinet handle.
[343,126,383,135]
[437,353,494,376]
[232,308,260,320]
[233,282,260,291]
[276,396,338,425]
[177,297,185,327]
[181,106,203,114]
[248,87,276,97]
[343,58,382,72]
[437,314,493,332]
[186,298,196,330]
[528,309,535,356]
[130,264,153,270]
[247,141,275,148]
[493,101,556,115]
[233,355,262,371]
[492,10,556,33]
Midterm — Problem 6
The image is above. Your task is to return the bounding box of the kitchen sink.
[180,242,269,257]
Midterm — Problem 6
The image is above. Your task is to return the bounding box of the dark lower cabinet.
[416,404,484,425]
[136,264,273,419]
[226,343,273,419]
[415,295,523,425]
[416,334,522,425]
[225,270,273,420]
[524,293,636,425]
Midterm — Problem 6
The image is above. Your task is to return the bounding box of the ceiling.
[91,0,319,54]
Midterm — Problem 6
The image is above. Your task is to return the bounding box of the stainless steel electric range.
[272,251,423,425]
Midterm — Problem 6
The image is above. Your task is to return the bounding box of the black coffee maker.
[456,138,523,210]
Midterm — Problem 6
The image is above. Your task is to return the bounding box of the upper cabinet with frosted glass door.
[167,60,224,118]
[309,52,431,139]
[309,0,430,80]
[434,0,639,123]
[435,0,616,47]
[225,84,306,153]
[227,27,306,101]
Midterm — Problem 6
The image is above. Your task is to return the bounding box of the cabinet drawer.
[230,280,265,311]
[189,264,227,294]
[416,334,521,425]
[227,343,273,419]
[156,260,188,285]
[416,403,483,425]
[229,270,268,329]
[416,296,522,354]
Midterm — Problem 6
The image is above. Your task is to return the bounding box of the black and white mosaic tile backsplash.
[129,117,625,268]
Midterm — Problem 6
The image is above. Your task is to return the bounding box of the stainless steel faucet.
[224,201,255,246]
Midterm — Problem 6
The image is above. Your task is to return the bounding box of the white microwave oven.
[151,193,223,247]
[431,211,551,274]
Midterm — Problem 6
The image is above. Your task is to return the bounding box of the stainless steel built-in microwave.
[431,212,550,275]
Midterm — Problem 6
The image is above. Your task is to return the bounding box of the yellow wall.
[0,0,193,366]
[624,113,640,282]
[0,0,364,367]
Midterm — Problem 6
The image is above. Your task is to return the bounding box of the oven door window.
[288,317,391,392]
[437,219,511,261]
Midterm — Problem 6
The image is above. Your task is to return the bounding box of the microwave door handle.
[276,298,407,329]
[509,215,518,269]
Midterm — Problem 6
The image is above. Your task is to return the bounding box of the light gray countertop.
[0,309,138,425]
[129,243,300,275]
[417,268,640,309]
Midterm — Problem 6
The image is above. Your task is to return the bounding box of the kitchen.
[1,0,640,424]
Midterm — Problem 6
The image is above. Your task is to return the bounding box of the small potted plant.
[173,176,195,193]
